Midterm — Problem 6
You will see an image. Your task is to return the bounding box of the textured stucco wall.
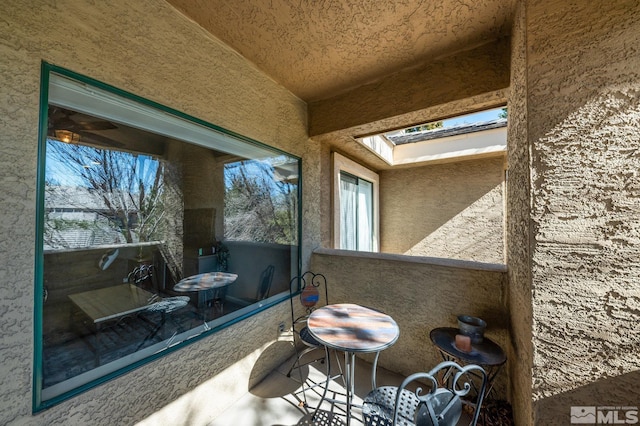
[0,0,316,424]
[167,0,515,102]
[527,0,640,423]
[505,1,534,425]
[380,157,505,264]
[310,249,509,399]
[308,38,510,136]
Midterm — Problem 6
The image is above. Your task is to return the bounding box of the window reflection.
[41,101,299,397]
[224,158,299,244]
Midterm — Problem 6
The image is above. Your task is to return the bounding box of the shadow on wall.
[535,370,640,424]
[248,340,298,393]
[530,87,640,424]
[380,157,505,264]
[403,182,504,263]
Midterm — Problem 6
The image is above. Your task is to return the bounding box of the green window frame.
[33,63,302,411]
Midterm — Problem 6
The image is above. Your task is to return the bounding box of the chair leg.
[311,345,332,418]
[286,346,325,378]
[288,345,324,408]
[136,312,166,351]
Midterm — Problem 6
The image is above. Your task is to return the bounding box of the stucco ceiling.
[166,0,515,102]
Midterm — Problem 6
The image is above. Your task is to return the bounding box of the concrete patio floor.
[208,349,474,426]
[208,350,395,426]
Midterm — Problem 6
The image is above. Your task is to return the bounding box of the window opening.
[332,153,378,252]
[339,172,373,251]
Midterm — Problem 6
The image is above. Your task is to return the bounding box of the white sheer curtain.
[340,173,357,250]
[358,179,373,251]
[339,173,373,251]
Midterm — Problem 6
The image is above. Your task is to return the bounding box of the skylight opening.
[385,107,507,142]
[356,106,508,166]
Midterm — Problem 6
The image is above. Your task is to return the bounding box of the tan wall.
[0,0,317,423]
[308,38,510,136]
[527,0,640,423]
[310,249,509,399]
[506,1,534,425]
[380,157,505,264]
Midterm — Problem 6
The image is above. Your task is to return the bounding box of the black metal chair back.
[286,271,330,407]
[363,361,487,426]
[289,271,328,327]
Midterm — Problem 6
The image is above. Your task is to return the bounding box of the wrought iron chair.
[286,271,341,407]
[362,361,487,426]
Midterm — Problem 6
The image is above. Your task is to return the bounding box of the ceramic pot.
[457,315,486,344]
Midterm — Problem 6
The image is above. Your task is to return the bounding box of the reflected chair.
[286,271,339,407]
[362,361,487,426]
[256,264,275,300]
[137,296,190,350]
[126,264,155,291]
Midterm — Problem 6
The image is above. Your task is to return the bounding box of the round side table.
[430,327,506,402]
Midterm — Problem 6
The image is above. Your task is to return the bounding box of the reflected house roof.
[272,160,299,184]
[45,185,137,211]
[43,227,127,251]
[44,185,134,250]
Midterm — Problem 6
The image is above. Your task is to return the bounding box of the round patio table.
[173,272,238,292]
[307,303,400,426]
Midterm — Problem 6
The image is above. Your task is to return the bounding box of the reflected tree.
[224,159,298,245]
[44,140,172,248]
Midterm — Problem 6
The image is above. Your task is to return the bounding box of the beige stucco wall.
[308,38,510,136]
[505,1,534,425]
[0,0,316,423]
[380,157,505,264]
[310,249,509,399]
[526,0,640,423]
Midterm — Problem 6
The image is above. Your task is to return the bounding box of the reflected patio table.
[68,283,157,365]
[173,272,238,329]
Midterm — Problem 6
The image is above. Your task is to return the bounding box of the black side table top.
[430,327,506,366]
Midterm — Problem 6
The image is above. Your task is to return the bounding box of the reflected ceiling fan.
[48,106,124,148]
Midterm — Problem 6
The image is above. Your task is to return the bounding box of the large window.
[332,153,379,252]
[35,65,301,408]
